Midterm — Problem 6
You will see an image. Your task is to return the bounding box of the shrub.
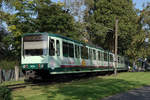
[0,60,19,70]
[0,86,11,100]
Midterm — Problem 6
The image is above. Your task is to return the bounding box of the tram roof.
[22,32,104,51]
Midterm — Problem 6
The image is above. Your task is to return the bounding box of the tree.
[85,0,140,56]
[0,0,80,59]
[126,30,146,62]
[0,26,16,60]
[134,2,150,62]
[139,3,150,30]
[0,26,7,59]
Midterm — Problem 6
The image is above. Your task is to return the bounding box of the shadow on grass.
[42,78,146,100]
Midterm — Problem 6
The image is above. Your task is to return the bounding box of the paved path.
[102,86,150,100]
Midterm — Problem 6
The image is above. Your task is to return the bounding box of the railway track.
[7,83,28,90]
[6,82,49,90]
[7,72,114,91]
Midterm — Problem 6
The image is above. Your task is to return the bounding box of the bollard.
[12,70,15,80]
[7,70,12,81]
[10,70,15,80]
[5,70,11,81]
[2,70,5,81]
[15,66,19,81]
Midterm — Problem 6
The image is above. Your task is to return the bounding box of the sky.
[52,0,150,10]
[132,0,150,10]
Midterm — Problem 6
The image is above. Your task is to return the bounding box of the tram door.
[89,49,93,66]
[108,53,110,71]
[55,39,61,67]
[74,45,81,66]
[97,51,101,67]
[101,51,104,67]
[49,38,61,69]
[109,54,113,71]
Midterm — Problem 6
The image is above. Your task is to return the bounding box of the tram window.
[89,49,92,59]
[121,58,124,64]
[98,51,101,61]
[123,59,124,64]
[75,45,80,58]
[63,42,74,58]
[25,49,43,56]
[101,52,104,61]
[56,40,60,56]
[63,42,69,57]
[93,49,96,60]
[81,46,88,59]
[104,52,108,61]
[119,57,121,63]
[49,39,55,56]
[69,43,74,57]
[75,45,78,58]
[110,54,113,62]
[118,57,120,63]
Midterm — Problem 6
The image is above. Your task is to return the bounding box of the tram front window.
[23,35,48,56]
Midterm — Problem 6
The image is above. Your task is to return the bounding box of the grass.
[3,72,150,100]
[0,80,24,86]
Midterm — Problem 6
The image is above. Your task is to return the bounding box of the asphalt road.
[102,86,150,100]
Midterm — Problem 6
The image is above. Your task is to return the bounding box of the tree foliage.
[84,0,145,60]
[0,0,149,63]
[136,2,150,61]
[0,0,80,59]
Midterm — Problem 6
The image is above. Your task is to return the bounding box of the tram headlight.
[23,65,28,68]
[41,64,44,68]
[38,64,44,69]
[23,65,25,68]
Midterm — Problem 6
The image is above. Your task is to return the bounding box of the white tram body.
[21,33,127,75]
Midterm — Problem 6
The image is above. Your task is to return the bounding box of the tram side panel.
[48,37,110,74]
[48,36,127,74]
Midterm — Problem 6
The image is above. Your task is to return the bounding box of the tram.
[21,33,127,78]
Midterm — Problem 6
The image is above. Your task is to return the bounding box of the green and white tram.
[21,33,127,78]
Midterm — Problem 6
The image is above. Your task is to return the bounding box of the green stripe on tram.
[49,67,114,74]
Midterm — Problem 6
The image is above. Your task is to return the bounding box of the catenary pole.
[114,18,118,76]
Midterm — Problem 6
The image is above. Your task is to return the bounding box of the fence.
[0,66,24,83]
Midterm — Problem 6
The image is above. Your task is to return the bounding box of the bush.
[0,60,19,70]
[0,86,11,100]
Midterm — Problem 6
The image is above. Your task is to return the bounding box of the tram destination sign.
[24,35,44,41]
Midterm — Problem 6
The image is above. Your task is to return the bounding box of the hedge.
[0,86,11,100]
[0,60,19,70]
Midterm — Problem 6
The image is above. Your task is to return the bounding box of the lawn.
[0,80,24,86]
[4,72,150,100]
